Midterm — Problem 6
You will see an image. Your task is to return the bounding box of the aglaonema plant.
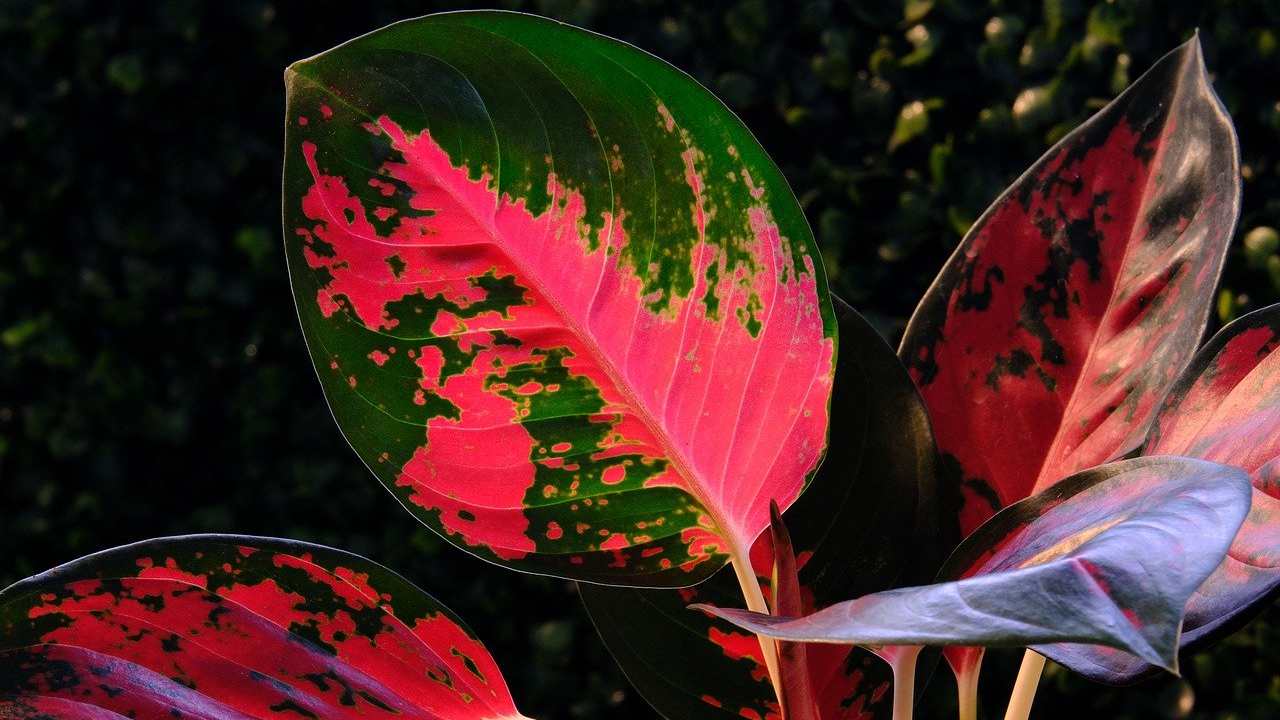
[4,11,1277,720]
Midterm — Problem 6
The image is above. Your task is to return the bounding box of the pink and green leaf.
[899,36,1241,537]
[696,457,1251,677]
[0,535,527,720]
[1046,303,1280,682]
[579,298,940,719]
[283,11,836,587]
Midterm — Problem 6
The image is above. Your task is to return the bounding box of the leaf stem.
[1003,650,1046,720]
[730,551,784,708]
[955,654,982,720]
[890,647,922,720]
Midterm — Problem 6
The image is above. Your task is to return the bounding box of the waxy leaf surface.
[0,535,527,720]
[1049,303,1280,682]
[580,298,939,720]
[698,457,1251,675]
[900,37,1240,536]
[283,11,835,586]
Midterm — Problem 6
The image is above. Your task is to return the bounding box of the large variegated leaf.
[579,298,939,720]
[899,36,1240,536]
[283,11,835,587]
[0,535,528,720]
[697,458,1251,678]
[1047,303,1280,682]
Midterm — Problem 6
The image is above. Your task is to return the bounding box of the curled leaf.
[695,457,1251,673]
[768,501,819,720]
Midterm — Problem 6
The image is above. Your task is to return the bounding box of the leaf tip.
[1183,31,1207,74]
[1167,29,1216,98]
[283,63,302,94]
[767,500,798,574]
[687,602,718,618]
[1153,646,1181,677]
[1130,632,1182,677]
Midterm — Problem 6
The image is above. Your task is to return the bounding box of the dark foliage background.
[3,1,1280,717]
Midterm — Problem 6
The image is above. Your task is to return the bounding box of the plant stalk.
[1003,650,1046,720]
[955,655,983,720]
[890,647,922,720]
[730,551,784,708]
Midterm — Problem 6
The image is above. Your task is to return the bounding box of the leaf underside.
[699,457,1251,675]
[283,10,836,587]
[899,36,1241,538]
[580,299,939,720]
[1048,303,1280,682]
[0,535,526,720]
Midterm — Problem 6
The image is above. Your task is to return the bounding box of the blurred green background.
[3,1,1280,718]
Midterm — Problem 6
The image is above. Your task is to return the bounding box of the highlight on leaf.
[899,35,1241,538]
[695,457,1252,706]
[579,298,939,720]
[0,535,529,720]
[1046,302,1280,682]
[282,10,836,590]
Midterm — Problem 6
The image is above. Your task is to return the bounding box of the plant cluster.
[3,11,1278,720]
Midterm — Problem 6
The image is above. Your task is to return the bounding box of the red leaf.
[0,536,528,720]
[768,502,820,720]
[899,37,1240,535]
